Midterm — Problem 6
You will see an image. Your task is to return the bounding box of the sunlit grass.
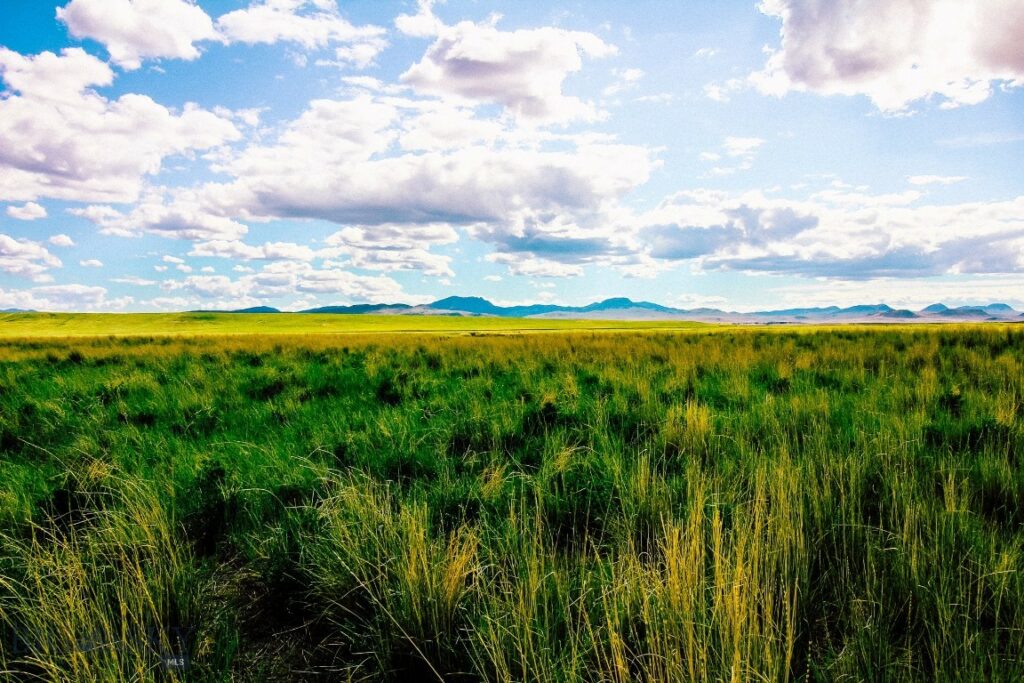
[0,312,708,338]
[1,325,1022,680]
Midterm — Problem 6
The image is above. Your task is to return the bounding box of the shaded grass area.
[1,327,1023,681]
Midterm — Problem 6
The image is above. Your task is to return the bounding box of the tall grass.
[1,325,1022,680]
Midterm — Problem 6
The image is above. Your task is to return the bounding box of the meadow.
[1,318,1022,681]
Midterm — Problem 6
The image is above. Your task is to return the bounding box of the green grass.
[0,312,708,337]
[1,324,1022,681]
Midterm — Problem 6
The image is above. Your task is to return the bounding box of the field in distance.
[0,312,709,337]
[1,326,1022,681]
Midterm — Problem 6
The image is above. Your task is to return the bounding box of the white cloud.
[769,276,1024,310]
[79,259,103,267]
[56,0,218,70]
[399,10,616,123]
[723,136,765,158]
[0,46,112,103]
[111,276,157,286]
[674,293,728,309]
[639,188,1024,279]
[398,103,503,152]
[217,0,386,56]
[161,262,423,304]
[751,0,1024,112]
[195,93,655,261]
[394,0,445,38]
[486,253,584,278]
[634,92,675,104]
[0,283,124,311]
[6,202,47,220]
[908,175,968,186]
[48,234,75,247]
[603,67,644,96]
[147,295,193,310]
[0,234,62,281]
[319,224,456,276]
[0,48,239,204]
[703,78,743,103]
[700,136,765,176]
[189,239,316,261]
[321,37,389,68]
[70,190,249,240]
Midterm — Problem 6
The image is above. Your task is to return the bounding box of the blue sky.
[1,0,1022,312]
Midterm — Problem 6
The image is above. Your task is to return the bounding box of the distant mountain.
[191,306,281,313]
[843,304,893,315]
[234,306,280,313]
[423,296,674,318]
[182,298,1019,323]
[878,308,917,318]
[752,306,841,317]
[750,304,901,318]
[427,296,508,316]
[579,297,678,313]
[0,308,34,313]
[303,303,412,314]
[936,306,989,317]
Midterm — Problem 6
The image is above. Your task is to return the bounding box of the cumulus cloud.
[79,259,103,267]
[0,234,63,281]
[700,136,765,176]
[638,188,1024,279]
[56,0,218,70]
[394,0,445,38]
[161,261,422,304]
[189,239,315,261]
[769,276,1024,310]
[6,202,47,220]
[0,48,239,204]
[398,103,504,152]
[320,38,389,69]
[398,6,616,122]
[603,67,644,97]
[111,276,157,286]
[908,175,967,186]
[49,234,75,247]
[485,253,584,278]
[217,0,386,63]
[192,92,655,266]
[70,190,249,240]
[751,0,1024,112]
[723,137,765,158]
[319,224,457,276]
[0,284,124,311]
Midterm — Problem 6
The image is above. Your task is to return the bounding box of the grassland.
[0,312,707,337]
[1,319,1022,681]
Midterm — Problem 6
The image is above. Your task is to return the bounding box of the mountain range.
[219,297,1023,323]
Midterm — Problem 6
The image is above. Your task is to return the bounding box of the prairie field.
[1,319,1023,681]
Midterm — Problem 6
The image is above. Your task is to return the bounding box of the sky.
[0,0,1023,313]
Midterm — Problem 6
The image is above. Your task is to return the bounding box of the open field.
[1,324,1023,681]
[0,313,710,338]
